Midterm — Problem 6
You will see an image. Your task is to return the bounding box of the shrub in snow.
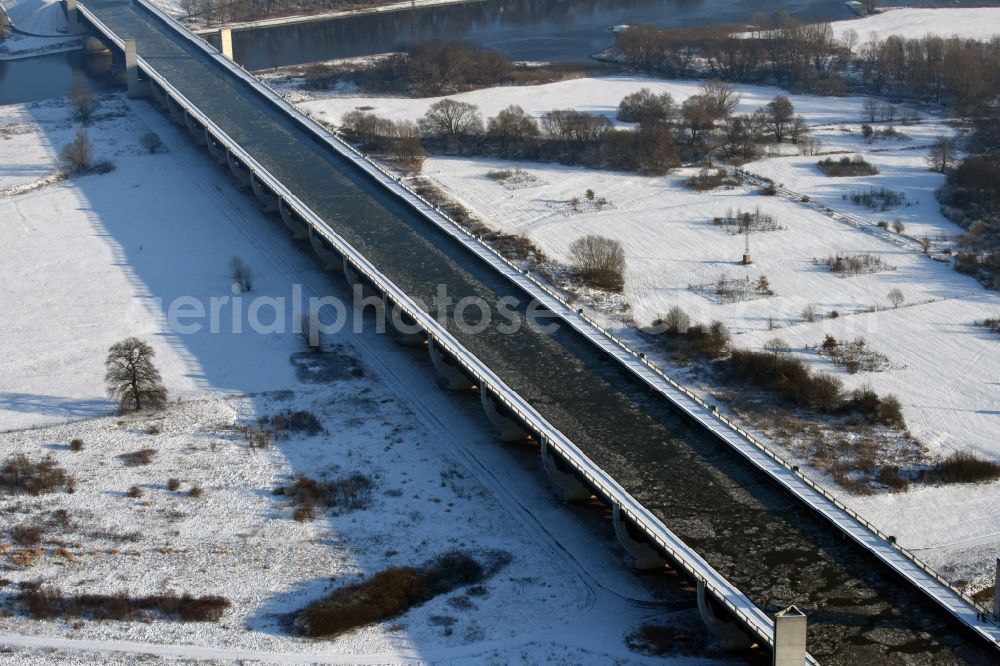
[568,235,626,292]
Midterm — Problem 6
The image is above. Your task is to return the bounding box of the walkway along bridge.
[69,0,1000,662]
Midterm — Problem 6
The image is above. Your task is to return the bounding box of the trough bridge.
[67,0,1000,662]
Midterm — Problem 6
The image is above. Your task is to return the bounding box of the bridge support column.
[165,95,186,125]
[151,81,168,106]
[308,226,341,270]
[540,438,591,500]
[219,28,234,60]
[278,198,309,239]
[183,111,206,145]
[124,39,150,99]
[225,150,252,189]
[382,295,425,347]
[250,172,279,212]
[696,580,754,650]
[428,337,475,391]
[772,606,807,666]
[612,503,667,570]
[204,129,228,165]
[65,0,83,34]
[84,36,110,54]
[481,389,530,442]
[342,256,379,299]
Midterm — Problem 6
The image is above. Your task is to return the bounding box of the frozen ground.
[295,75,1000,589]
[830,7,1000,44]
[1,0,67,36]
[0,0,80,59]
[0,92,725,663]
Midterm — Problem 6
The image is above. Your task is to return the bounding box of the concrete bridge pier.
[427,337,476,391]
[83,36,110,54]
[696,579,755,650]
[165,94,187,126]
[124,38,150,99]
[342,256,379,300]
[772,606,808,666]
[204,129,228,165]
[481,388,530,442]
[382,295,425,347]
[65,0,84,34]
[151,80,168,106]
[250,172,280,212]
[219,27,233,60]
[308,226,342,270]
[540,438,592,501]
[612,503,667,570]
[278,198,309,239]
[225,150,252,189]
[183,111,206,145]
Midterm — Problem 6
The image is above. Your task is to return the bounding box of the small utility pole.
[742,226,752,265]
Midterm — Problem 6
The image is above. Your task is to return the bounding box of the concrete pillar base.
[250,173,279,213]
[65,0,85,34]
[204,129,228,165]
[165,95,186,126]
[382,295,425,347]
[83,36,109,54]
[540,439,591,501]
[183,111,206,145]
[342,256,379,300]
[482,389,530,442]
[772,606,807,666]
[220,27,233,60]
[225,150,252,189]
[278,198,309,239]
[612,503,667,570]
[308,226,341,270]
[696,579,754,650]
[124,38,150,99]
[428,337,475,391]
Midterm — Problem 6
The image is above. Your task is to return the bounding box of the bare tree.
[70,87,99,124]
[105,337,167,412]
[862,97,879,123]
[568,235,626,291]
[486,105,539,155]
[661,305,690,334]
[60,128,93,175]
[230,256,252,293]
[887,288,905,308]
[763,337,790,357]
[417,99,484,139]
[700,79,740,118]
[926,136,957,173]
[765,95,794,143]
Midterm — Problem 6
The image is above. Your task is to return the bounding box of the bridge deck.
[80,1,998,661]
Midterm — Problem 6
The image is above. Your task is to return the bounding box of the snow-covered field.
[830,7,1000,44]
[295,74,1000,589]
[1,0,67,36]
[0,0,80,60]
[0,92,718,663]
